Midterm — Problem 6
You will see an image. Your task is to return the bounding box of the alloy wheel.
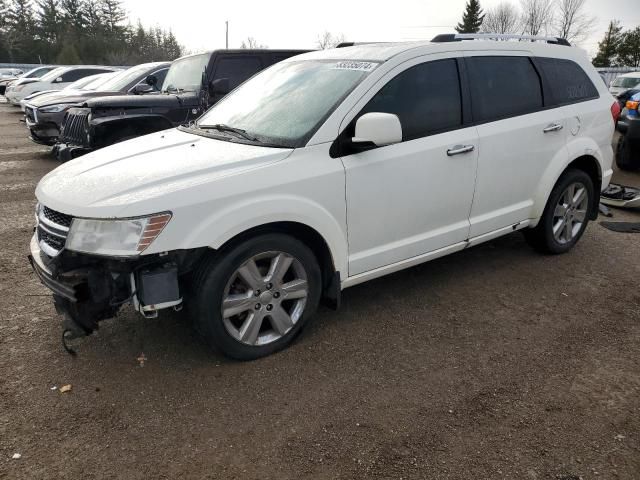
[552,182,589,244]
[221,251,308,346]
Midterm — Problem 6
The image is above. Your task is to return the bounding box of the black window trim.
[531,56,600,108]
[331,57,467,158]
[462,55,546,126]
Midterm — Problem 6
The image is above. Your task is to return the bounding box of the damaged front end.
[28,204,203,343]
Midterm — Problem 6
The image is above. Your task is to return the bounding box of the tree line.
[0,0,184,65]
[455,0,640,67]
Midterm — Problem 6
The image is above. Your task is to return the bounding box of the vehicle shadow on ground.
[67,230,537,369]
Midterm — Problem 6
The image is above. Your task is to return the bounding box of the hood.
[36,128,293,218]
[30,90,123,108]
[85,92,188,109]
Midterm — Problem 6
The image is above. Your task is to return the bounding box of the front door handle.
[543,123,563,133]
[447,144,475,156]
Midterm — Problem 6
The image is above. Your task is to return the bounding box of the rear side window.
[359,58,462,141]
[214,56,263,90]
[467,56,543,123]
[536,57,599,105]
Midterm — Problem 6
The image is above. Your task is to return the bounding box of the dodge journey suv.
[30,35,615,360]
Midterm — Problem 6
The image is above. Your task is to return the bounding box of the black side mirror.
[145,74,157,86]
[209,78,230,96]
[134,83,153,94]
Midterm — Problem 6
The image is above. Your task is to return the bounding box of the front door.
[340,56,479,276]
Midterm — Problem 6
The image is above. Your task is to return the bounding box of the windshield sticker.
[332,61,378,72]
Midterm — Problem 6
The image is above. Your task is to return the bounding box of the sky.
[122,0,639,58]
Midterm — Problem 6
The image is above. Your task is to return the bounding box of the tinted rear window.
[467,56,543,123]
[536,57,598,105]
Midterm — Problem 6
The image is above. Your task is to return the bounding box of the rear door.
[465,53,568,239]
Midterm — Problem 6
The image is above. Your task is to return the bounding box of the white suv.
[30,35,615,360]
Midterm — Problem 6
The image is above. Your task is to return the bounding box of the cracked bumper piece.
[28,234,189,333]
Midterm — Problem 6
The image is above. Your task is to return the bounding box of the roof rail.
[431,33,571,46]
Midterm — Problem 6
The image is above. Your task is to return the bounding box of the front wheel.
[524,169,594,254]
[190,234,322,360]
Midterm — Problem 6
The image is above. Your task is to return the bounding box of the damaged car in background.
[24,62,169,146]
[54,49,309,161]
[30,36,615,360]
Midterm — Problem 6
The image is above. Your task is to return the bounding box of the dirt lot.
[0,99,639,480]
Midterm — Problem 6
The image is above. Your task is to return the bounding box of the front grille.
[60,108,90,146]
[36,205,73,257]
[42,206,72,228]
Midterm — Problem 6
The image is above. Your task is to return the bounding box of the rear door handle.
[543,123,563,133]
[446,144,475,156]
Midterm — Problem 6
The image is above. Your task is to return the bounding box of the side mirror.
[352,112,402,147]
[133,83,154,94]
[145,74,157,86]
[209,78,230,96]
[55,77,63,83]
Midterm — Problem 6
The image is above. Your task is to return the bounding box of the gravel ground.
[0,98,639,480]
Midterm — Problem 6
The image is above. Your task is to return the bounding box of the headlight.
[39,103,75,113]
[66,213,172,256]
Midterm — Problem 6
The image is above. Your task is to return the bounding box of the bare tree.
[316,31,345,50]
[520,0,553,36]
[552,0,596,44]
[481,2,520,34]
[240,37,267,49]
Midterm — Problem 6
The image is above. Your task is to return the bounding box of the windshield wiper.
[199,124,259,142]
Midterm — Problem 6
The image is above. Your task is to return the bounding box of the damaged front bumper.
[28,234,195,338]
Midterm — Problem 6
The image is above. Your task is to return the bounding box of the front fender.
[180,195,349,277]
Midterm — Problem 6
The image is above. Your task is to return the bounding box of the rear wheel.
[190,234,322,360]
[524,169,594,254]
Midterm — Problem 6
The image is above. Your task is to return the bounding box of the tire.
[190,233,322,360]
[524,168,594,254]
[615,135,640,171]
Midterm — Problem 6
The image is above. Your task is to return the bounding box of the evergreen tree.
[618,27,640,68]
[61,0,85,32]
[37,0,61,43]
[0,0,183,64]
[592,20,623,67]
[100,0,125,34]
[455,0,485,34]
[5,0,36,62]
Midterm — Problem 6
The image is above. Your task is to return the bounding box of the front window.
[162,54,210,93]
[39,67,67,82]
[99,65,155,92]
[612,76,640,88]
[197,59,378,148]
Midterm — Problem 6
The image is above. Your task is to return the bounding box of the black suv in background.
[55,49,310,161]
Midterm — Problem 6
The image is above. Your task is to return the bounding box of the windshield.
[612,76,640,88]
[99,64,154,92]
[40,67,67,82]
[24,67,54,78]
[64,73,114,91]
[162,54,209,93]
[198,60,378,148]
